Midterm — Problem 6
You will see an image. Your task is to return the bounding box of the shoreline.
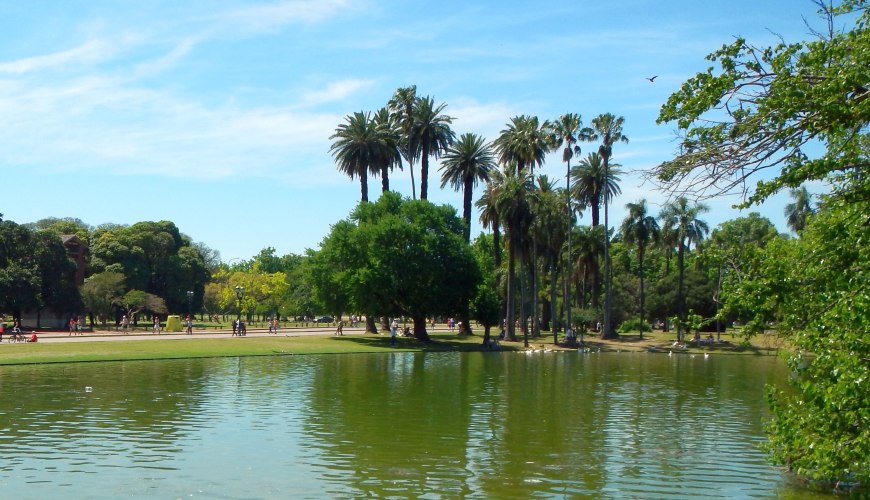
[0,327,785,366]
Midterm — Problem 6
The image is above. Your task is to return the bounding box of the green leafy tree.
[119,289,167,323]
[89,221,208,313]
[309,192,480,341]
[81,271,126,326]
[653,2,869,206]
[654,1,869,484]
[737,198,868,485]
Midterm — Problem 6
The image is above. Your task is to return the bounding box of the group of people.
[267,317,280,334]
[0,318,36,343]
[232,319,247,336]
[68,316,83,335]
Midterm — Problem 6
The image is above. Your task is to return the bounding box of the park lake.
[0,351,841,498]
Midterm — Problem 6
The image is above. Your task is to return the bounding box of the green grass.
[0,332,511,366]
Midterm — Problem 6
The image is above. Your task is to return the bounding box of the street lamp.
[186,290,194,334]
[234,286,245,321]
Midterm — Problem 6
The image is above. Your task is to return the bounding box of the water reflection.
[0,352,832,498]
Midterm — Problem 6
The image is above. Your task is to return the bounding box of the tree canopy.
[653,1,869,206]
[655,0,869,486]
[308,192,480,341]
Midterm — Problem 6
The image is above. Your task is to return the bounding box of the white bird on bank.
[704,353,710,359]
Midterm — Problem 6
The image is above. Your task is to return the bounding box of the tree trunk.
[463,178,473,243]
[677,241,686,343]
[413,316,429,341]
[550,252,559,344]
[493,222,502,268]
[420,143,430,200]
[639,247,646,340]
[506,241,517,341]
[366,315,377,334]
[531,245,539,338]
[360,174,369,203]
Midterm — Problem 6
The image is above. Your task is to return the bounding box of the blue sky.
[1,0,828,261]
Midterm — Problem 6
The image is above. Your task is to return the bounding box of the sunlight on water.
[0,352,839,498]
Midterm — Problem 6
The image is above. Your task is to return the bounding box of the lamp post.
[186,290,194,334]
[234,286,244,322]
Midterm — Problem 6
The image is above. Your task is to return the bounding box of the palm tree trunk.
[677,241,686,343]
[381,165,390,193]
[409,160,417,200]
[493,223,502,268]
[506,241,517,341]
[531,245,539,338]
[360,174,369,203]
[420,143,430,200]
[550,252,559,344]
[463,177,473,242]
[639,247,645,340]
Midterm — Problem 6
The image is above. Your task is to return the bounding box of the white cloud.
[299,79,374,108]
[0,39,116,74]
[220,0,350,33]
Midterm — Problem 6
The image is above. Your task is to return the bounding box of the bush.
[618,318,650,333]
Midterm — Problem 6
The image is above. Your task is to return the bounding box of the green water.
[0,351,837,498]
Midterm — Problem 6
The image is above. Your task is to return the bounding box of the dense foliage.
[0,218,81,318]
[754,199,869,485]
[308,192,480,341]
[655,0,869,486]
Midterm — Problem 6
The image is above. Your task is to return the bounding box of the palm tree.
[414,96,455,200]
[440,133,497,242]
[371,107,403,194]
[660,196,709,342]
[388,86,420,199]
[494,115,552,174]
[476,171,504,268]
[494,115,551,339]
[620,199,660,339]
[551,113,591,335]
[571,152,621,310]
[329,111,381,203]
[571,224,604,311]
[531,175,569,343]
[492,168,536,345]
[571,152,622,227]
[588,113,628,339]
[784,186,814,234]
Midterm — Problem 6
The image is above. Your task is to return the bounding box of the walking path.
[16,326,373,344]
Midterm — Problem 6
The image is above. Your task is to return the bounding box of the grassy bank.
[0,332,507,366]
[0,329,785,366]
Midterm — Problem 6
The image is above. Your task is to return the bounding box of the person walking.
[185,315,193,335]
[390,318,398,346]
